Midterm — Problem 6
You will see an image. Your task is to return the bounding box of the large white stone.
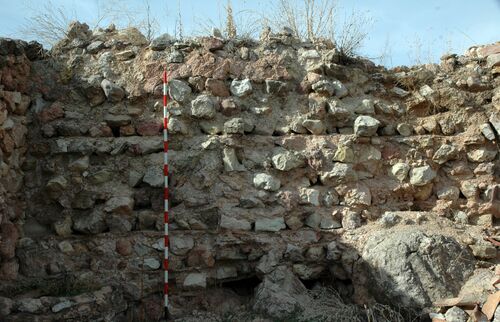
[344,184,372,206]
[409,165,436,186]
[272,150,303,171]
[183,273,207,289]
[230,79,252,97]
[255,217,286,232]
[253,173,281,191]
[354,115,380,136]
[171,235,194,255]
[220,215,252,231]
[467,147,497,162]
[191,95,216,119]
[169,79,192,102]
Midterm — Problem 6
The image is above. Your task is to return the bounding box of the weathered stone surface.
[230,79,252,97]
[101,79,125,102]
[253,266,308,318]
[487,53,500,68]
[391,162,410,181]
[253,173,281,191]
[467,147,497,162]
[299,188,320,206]
[222,147,245,171]
[410,165,436,186]
[355,229,475,308]
[52,300,75,313]
[104,114,131,127]
[272,149,303,171]
[191,95,216,119]
[255,217,286,232]
[344,184,371,206]
[354,115,380,136]
[223,118,245,134]
[171,236,194,255]
[265,80,287,95]
[183,273,207,289]
[333,145,354,163]
[355,99,375,114]
[342,210,361,229]
[17,298,43,313]
[320,163,357,185]
[143,166,163,187]
[312,80,335,96]
[73,210,106,234]
[396,123,413,136]
[220,215,251,231]
[379,212,401,228]
[150,33,172,50]
[46,176,68,199]
[104,196,134,215]
[480,123,496,141]
[469,243,497,259]
[169,79,192,102]
[0,296,13,316]
[302,119,325,134]
[437,186,460,201]
[445,306,468,322]
[432,144,458,164]
[71,191,95,209]
[205,78,229,97]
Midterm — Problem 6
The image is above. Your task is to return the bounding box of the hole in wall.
[110,126,120,137]
[219,275,261,297]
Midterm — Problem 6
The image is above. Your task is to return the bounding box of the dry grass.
[20,0,160,47]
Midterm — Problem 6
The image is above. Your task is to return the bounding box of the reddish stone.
[136,121,161,136]
[142,295,163,321]
[0,259,18,280]
[0,132,14,154]
[186,248,215,267]
[205,78,229,97]
[89,124,113,137]
[243,54,291,82]
[0,221,19,259]
[381,143,401,160]
[11,123,27,148]
[176,52,230,80]
[116,239,132,256]
[120,125,136,136]
[38,102,65,123]
[202,37,224,51]
[478,43,500,57]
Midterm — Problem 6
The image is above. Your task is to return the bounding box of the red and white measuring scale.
[162,70,170,319]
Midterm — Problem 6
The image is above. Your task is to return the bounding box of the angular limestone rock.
[354,115,380,136]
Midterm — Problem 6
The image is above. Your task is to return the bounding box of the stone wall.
[0,22,499,321]
[0,39,32,283]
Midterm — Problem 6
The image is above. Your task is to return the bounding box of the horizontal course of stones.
[0,22,499,320]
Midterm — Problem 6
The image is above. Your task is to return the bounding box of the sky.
[0,0,499,67]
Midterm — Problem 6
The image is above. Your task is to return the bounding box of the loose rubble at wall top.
[0,21,499,321]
